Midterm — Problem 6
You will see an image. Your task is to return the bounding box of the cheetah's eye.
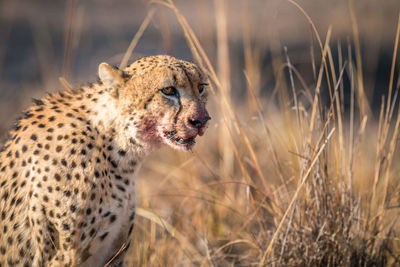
[160,86,178,97]
[198,83,208,95]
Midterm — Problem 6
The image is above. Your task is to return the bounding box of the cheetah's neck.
[49,83,150,170]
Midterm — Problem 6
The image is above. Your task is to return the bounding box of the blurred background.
[1,0,400,265]
[0,0,399,133]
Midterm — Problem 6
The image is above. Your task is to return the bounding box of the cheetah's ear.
[98,63,126,98]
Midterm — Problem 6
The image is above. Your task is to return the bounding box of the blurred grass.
[127,1,400,266]
[1,0,400,266]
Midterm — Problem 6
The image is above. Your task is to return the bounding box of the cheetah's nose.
[188,116,211,129]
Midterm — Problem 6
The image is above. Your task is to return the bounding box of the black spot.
[99,232,108,241]
[30,134,37,141]
[110,160,118,168]
[143,94,155,109]
[23,111,33,119]
[89,228,96,237]
[110,215,117,223]
[19,247,25,257]
[116,185,126,192]
[2,191,9,200]
[17,233,23,243]
[118,149,126,156]
[54,174,61,181]
[32,98,44,106]
[63,224,70,230]
[80,232,86,241]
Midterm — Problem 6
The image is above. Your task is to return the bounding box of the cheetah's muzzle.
[164,130,196,145]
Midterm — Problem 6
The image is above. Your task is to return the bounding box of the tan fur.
[0,55,210,266]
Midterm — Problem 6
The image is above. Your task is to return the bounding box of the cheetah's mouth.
[163,130,196,148]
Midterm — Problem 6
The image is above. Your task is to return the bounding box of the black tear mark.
[173,97,182,125]
[170,64,189,125]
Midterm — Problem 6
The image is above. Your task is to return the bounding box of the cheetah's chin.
[162,130,197,150]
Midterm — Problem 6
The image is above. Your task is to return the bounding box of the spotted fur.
[0,55,210,266]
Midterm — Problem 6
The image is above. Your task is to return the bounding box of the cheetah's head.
[98,55,210,152]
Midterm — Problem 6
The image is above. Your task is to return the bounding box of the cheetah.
[0,55,210,266]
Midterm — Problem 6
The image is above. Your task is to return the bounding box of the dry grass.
[123,1,400,266]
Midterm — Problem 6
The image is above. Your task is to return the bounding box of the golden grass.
[123,1,400,266]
